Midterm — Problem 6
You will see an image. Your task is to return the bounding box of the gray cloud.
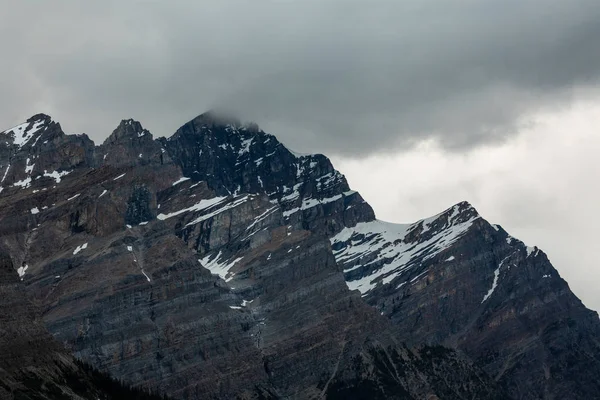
[332,103,600,310]
[1,0,600,155]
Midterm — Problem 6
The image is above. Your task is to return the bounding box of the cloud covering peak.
[1,0,599,155]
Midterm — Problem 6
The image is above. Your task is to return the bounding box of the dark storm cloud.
[1,0,600,155]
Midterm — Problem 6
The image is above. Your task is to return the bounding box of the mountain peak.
[192,110,241,128]
[189,110,260,133]
[1,114,57,150]
[104,118,151,145]
[445,200,480,221]
[27,113,52,123]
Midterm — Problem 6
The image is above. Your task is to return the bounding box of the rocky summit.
[0,111,598,399]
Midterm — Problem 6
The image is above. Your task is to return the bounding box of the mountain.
[331,202,600,399]
[0,111,598,399]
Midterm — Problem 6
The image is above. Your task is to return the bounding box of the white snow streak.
[156,196,227,220]
[481,268,500,303]
[1,164,10,183]
[13,177,32,188]
[185,196,249,227]
[199,251,243,281]
[172,177,190,186]
[4,120,46,149]
[141,270,151,282]
[73,243,88,255]
[283,194,342,217]
[481,253,512,303]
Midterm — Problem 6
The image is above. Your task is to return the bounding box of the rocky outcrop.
[0,112,598,399]
[97,119,172,168]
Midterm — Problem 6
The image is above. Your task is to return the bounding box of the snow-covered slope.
[331,201,481,295]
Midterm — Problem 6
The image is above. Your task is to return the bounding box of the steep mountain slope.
[0,251,167,400]
[331,201,600,399]
[0,113,506,399]
[0,111,598,399]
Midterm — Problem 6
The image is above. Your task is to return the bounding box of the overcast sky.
[1,1,599,310]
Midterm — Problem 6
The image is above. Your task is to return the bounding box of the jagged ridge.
[1,112,599,399]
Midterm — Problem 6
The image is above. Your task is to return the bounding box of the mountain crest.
[103,119,151,145]
[1,110,599,399]
[1,114,57,150]
[27,113,53,124]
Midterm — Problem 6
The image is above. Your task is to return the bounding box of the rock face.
[160,111,374,236]
[0,111,598,399]
[0,252,168,400]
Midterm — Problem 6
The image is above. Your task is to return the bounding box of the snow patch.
[172,177,191,186]
[43,169,71,183]
[481,268,500,303]
[199,251,243,281]
[141,270,151,282]
[238,138,254,155]
[1,164,10,183]
[13,177,32,188]
[113,173,126,181]
[73,243,88,255]
[30,207,40,214]
[4,120,46,149]
[17,264,28,278]
[332,206,480,294]
[157,196,227,220]
[481,253,512,303]
[185,196,249,227]
[25,158,35,174]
